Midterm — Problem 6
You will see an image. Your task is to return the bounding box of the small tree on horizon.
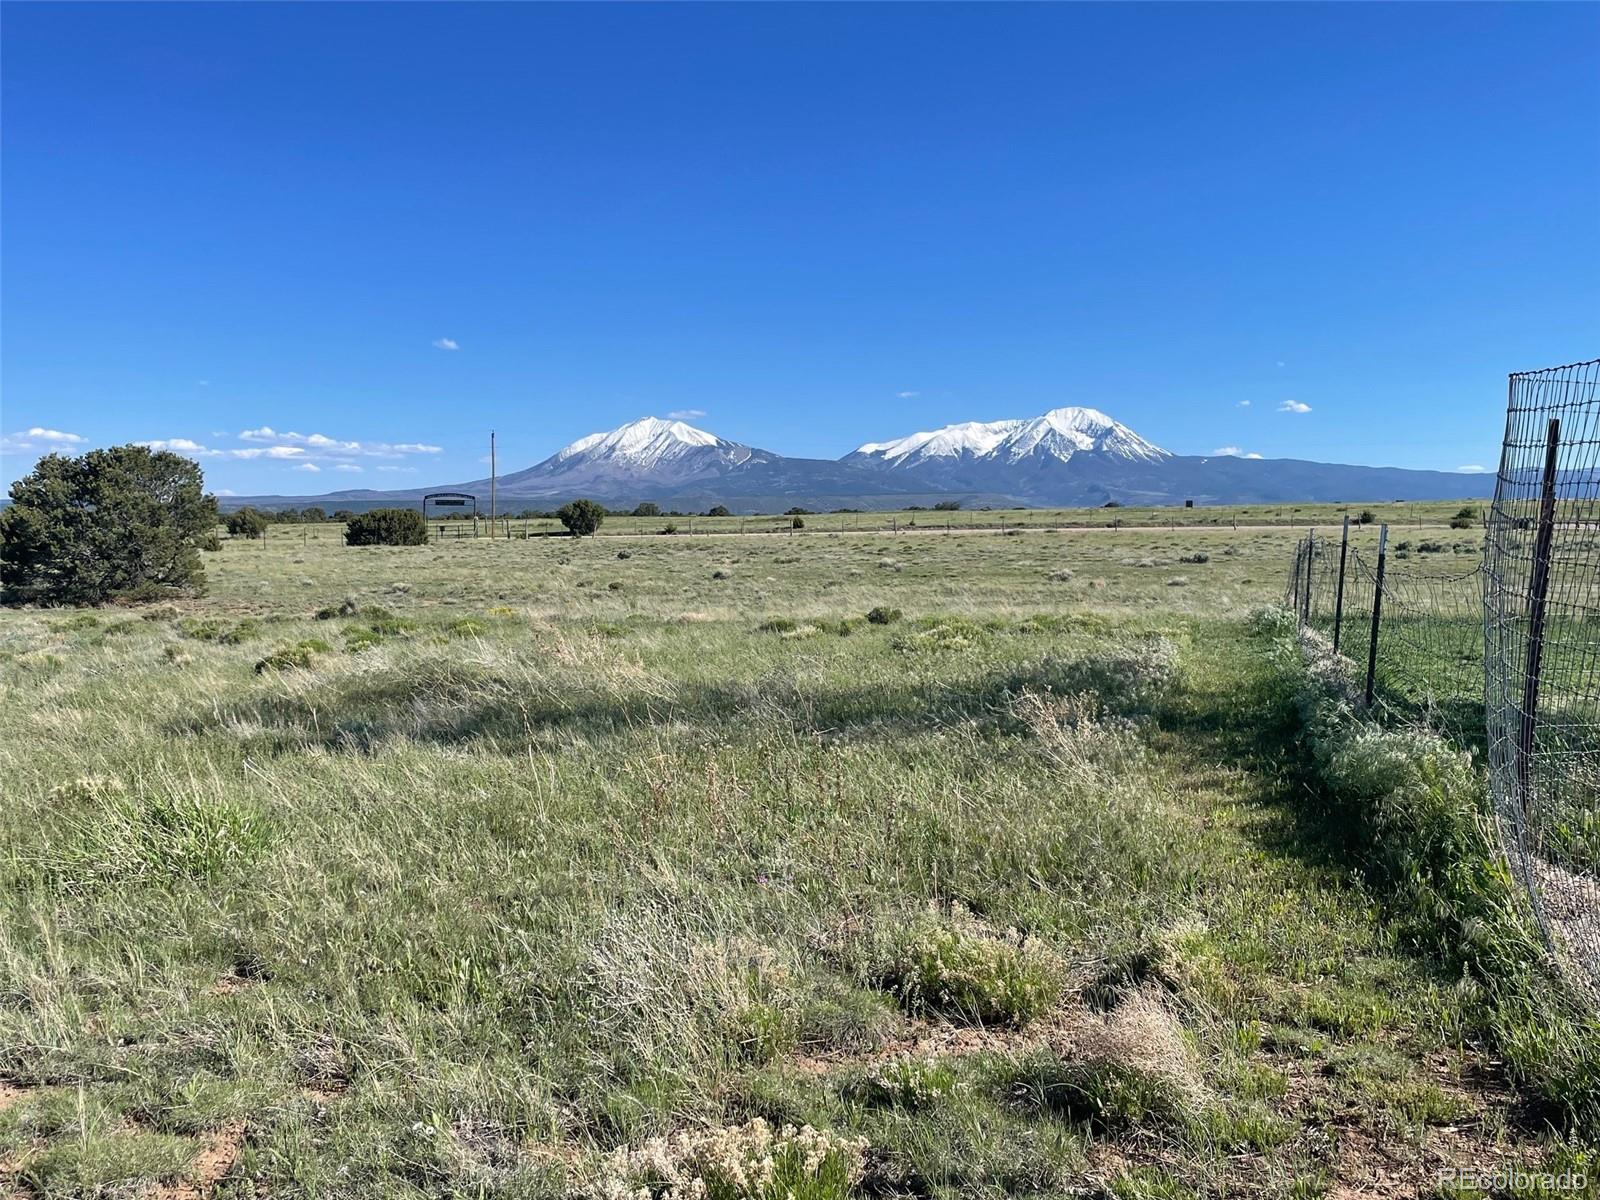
[632,501,661,517]
[344,508,429,546]
[557,498,606,537]
[1,445,217,606]
[227,507,269,539]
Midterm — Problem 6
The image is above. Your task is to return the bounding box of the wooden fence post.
[1333,515,1350,652]
[1518,417,1562,804]
[1365,524,1388,708]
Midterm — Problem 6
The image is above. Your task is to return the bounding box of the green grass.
[0,516,1589,1196]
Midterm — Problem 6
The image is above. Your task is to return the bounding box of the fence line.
[1484,359,1600,1002]
[1286,520,1486,739]
[1286,358,1600,1007]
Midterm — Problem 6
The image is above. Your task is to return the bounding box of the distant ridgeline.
[215,408,1492,514]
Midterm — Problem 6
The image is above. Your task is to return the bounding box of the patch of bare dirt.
[149,1119,247,1200]
[0,1082,29,1115]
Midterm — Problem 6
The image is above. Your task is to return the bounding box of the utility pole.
[489,431,497,539]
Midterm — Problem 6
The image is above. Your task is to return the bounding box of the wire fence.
[1286,521,1486,741]
[1484,359,1600,1002]
[1286,359,1600,1006]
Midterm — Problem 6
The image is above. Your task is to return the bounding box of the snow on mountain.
[479,415,766,497]
[228,405,1497,512]
[849,406,1168,468]
[547,417,737,471]
[998,407,1168,464]
[854,419,1025,464]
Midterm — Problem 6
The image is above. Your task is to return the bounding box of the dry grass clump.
[583,1119,868,1200]
[576,906,803,1075]
[1036,636,1180,711]
[1011,688,1138,775]
[881,903,1067,1026]
[1047,568,1074,582]
[1011,989,1205,1133]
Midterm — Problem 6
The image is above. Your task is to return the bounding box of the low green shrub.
[315,597,360,620]
[882,905,1065,1026]
[866,605,903,625]
[217,617,265,644]
[1008,1050,1187,1133]
[343,626,384,653]
[847,1055,963,1110]
[254,638,332,673]
[178,617,225,642]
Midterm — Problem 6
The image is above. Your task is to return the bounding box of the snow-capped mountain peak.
[850,405,1168,468]
[1001,407,1168,463]
[853,418,1024,464]
[551,416,724,468]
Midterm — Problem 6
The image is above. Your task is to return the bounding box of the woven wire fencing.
[1286,522,1486,742]
[1484,359,1600,1002]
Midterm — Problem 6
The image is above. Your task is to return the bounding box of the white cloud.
[1245,452,1263,459]
[667,409,706,420]
[1456,464,1489,474]
[1278,400,1312,414]
[334,463,363,473]
[1211,446,1264,459]
[897,391,920,399]
[214,488,236,496]
[377,465,418,473]
[1236,400,1251,407]
[293,462,321,472]
[1275,361,1286,368]
[433,337,460,351]
[237,428,442,458]
[1,427,88,454]
[138,438,308,460]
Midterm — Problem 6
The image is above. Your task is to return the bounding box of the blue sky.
[3,2,1597,494]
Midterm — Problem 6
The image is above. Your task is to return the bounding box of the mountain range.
[223,408,1494,512]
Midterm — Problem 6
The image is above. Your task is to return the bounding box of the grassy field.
[320,497,1484,542]
[2,512,1592,1198]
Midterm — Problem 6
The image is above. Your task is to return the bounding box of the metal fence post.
[1333,515,1350,652]
[1517,417,1562,804]
[1365,524,1388,708]
[1301,529,1315,625]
